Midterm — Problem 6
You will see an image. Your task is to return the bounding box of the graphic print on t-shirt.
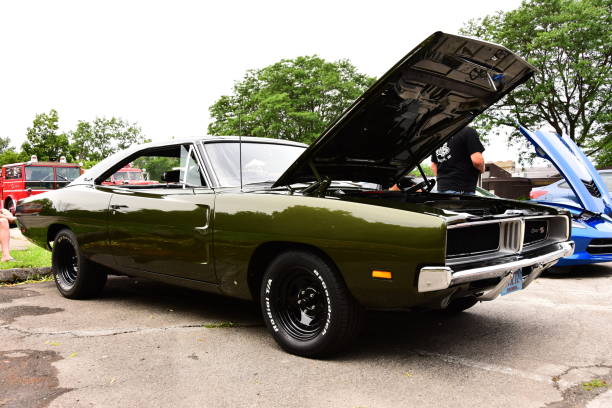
[435,143,451,163]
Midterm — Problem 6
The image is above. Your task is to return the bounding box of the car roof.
[69,136,306,186]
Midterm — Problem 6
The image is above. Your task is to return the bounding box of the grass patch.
[582,379,608,391]
[0,246,51,270]
[203,321,236,328]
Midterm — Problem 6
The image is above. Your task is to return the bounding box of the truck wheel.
[4,198,15,215]
[52,229,107,299]
[260,250,363,358]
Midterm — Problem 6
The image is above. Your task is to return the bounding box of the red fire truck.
[0,156,82,214]
[103,164,156,185]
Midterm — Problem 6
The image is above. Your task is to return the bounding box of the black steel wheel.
[260,250,363,358]
[52,229,107,299]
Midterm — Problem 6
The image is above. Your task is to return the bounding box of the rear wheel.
[52,229,107,299]
[260,250,363,358]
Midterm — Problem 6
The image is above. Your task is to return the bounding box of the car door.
[107,143,216,283]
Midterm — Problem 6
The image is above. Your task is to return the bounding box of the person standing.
[0,208,15,262]
[431,126,485,195]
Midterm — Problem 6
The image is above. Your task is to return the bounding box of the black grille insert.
[524,219,549,245]
[587,238,612,254]
[582,180,601,198]
[447,223,500,257]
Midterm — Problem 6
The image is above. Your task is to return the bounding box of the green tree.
[460,0,611,165]
[0,137,29,166]
[70,117,146,162]
[0,137,10,153]
[208,56,375,144]
[22,109,71,161]
[0,150,28,167]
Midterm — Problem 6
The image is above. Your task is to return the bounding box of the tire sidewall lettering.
[312,269,331,336]
[264,279,279,332]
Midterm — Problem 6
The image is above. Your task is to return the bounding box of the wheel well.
[246,242,341,301]
[47,224,70,249]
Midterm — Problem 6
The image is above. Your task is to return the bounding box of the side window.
[103,144,207,189]
[5,167,23,179]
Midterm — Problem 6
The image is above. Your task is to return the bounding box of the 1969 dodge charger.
[17,32,574,357]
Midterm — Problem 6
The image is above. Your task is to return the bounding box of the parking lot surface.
[1,264,611,408]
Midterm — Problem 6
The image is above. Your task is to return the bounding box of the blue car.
[530,170,612,205]
[521,126,612,266]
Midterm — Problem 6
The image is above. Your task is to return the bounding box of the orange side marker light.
[372,270,392,280]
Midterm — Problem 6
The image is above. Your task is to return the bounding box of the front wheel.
[260,251,363,358]
[52,229,107,299]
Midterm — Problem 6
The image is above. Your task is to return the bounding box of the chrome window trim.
[186,143,213,190]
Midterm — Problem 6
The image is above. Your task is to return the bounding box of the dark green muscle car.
[16,32,574,357]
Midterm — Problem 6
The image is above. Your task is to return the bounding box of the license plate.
[501,269,523,296]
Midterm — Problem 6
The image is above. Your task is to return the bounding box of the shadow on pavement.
[543,263,612,279]
[100,276,263,325]
[43,276,564,361]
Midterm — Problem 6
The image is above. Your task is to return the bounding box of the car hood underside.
[275,32,535,188]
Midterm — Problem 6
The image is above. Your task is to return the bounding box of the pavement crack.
[552,364,612,391]
[0,321,261,339]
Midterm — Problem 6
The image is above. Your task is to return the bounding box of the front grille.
[446,215,568,264]
[583,180,601,198]
[447,223,500,257]
[524,219,549,245]
[500,220,523,252]
[587,238,612,254]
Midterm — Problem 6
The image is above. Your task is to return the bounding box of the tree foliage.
[208,56,375,144]
[0,136,28,166]
[19,110,146,166]
[460,0,611,165]
[22,109,71,161]
[0,137,10,153]
[70,117,146,162]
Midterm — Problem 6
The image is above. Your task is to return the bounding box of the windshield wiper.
[301,177,331,197]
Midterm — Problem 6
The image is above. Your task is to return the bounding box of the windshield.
[25,166,54,181]
[204,142,305,187]
[601,172,612,191]
[56,167,80,181]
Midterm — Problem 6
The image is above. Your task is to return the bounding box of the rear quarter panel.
[17,185,114,267]
[214,192,446,309]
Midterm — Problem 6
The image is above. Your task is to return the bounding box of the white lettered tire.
[260,250,363,358]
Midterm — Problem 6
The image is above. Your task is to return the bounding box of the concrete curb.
[0,267,52,283]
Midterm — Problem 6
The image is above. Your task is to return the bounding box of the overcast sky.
[0,0,531,161]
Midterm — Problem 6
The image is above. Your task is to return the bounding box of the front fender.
[213,193,446,308]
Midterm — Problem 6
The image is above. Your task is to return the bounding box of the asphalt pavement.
[1,264,611,408]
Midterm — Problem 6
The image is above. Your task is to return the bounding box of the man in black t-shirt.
[430,126,485,195]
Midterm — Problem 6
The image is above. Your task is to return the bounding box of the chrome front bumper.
[418,241,575,295]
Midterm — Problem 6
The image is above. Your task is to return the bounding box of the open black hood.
[274,32,535,188]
